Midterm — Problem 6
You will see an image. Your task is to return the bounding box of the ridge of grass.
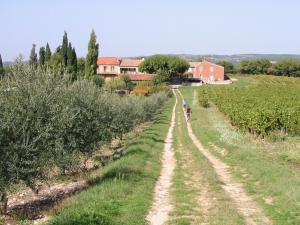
[46,98,175,225]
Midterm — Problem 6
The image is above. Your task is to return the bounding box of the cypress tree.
[39,47,46,67]
[67,42,74,73]
[0,54,4,78]
[72,48,78,73]
[85,30,99,79]
[45,43,52,63]
[61,31,68,66]
[29,44,38,67]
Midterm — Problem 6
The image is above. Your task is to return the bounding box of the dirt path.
[146,90,177,225]
[177,90,272,225]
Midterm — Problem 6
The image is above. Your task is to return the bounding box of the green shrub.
[198,89,210,108]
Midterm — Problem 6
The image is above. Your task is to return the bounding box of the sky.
[1,0,300,61]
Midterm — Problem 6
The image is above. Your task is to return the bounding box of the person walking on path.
[186,107,192,121]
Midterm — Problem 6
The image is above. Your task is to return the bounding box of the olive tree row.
[0,65,169,214]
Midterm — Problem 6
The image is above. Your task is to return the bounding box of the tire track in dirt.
[146,90,177,225]
[177,89,272,225]
[169,106,214,225]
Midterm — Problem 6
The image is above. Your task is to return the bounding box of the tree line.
[217,58,300,77]
[0,30,99,81]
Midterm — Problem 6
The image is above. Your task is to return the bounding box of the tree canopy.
[217,60,235,74]
[237,59,271,74]
[139,55,189,81]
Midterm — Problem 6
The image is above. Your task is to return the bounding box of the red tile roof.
[97,57,120,65]
[120,59,143,67]
[126,73,154,81]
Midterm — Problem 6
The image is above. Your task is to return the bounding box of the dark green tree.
[61,31,68,66]
[45,43,52,64]
[270,59,300,77]
[72,48,78,74]
[29,44,38,68]
[238,59,271,74]
[85,30,99,79]
[217,60,236,74]
[67,43,78,78]
[67,42,73,70]
[139,55,189,81]
[39,47,46,67]
[0,54,4,78]
[77,57,85,77]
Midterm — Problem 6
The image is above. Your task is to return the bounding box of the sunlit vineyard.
[201,76,300,137]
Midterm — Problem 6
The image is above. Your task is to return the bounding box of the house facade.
[97,57,120,80]
[120,59,142,74]
[189,60,224,83]
[97,57,144,80]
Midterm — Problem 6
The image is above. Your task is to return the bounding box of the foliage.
[93,75,105,87]
[237,58,300,78]
[132,82,171,97]
[0,64,169,203]
[202,77,300,137]
[121,75,134,91]
[39,47,46,67]
[132,85,151,96]
[0,54,4,78]
[217,60,235,74]
[45,43,52,64]
[29,44,38,68]
[270,59,300,77]
[198,89,210,108]
[77,58,86,77]
[61,31,68,66]
[67,43,78,78]
[105,76,126,92]
[139,55,189,81]
[85,30,99,79]
[237,59,271,74]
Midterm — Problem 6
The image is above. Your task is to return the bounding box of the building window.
[210,67,214,72]
[111,66,114,71]
[104,66,107,72]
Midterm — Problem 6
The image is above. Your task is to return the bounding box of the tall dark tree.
[0,54,4,78]
[39,47,46,67]
[29,44,38,67]
[45,43,52,63]
[61,31,68,66]
[85,30,99,79]
[67,42,73,67]
[217,60,236,74]
[72,48,78,74]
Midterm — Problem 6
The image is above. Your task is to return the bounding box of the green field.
[181,75,300,225]
[200,75,300,137]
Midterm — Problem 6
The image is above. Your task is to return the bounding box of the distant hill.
[135,54,300,65]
